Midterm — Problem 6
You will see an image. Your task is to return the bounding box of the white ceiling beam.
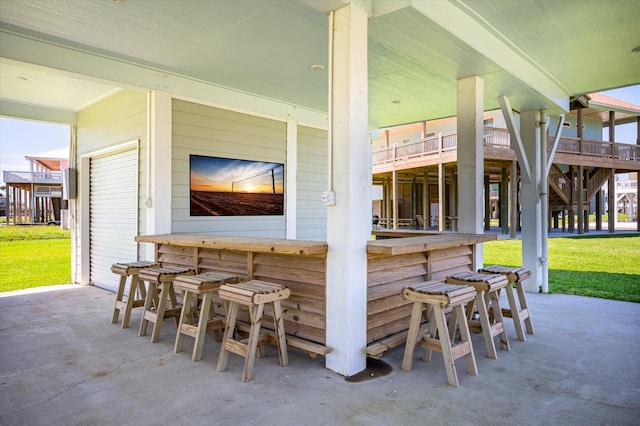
[0,99,76,125]
[0,30,328,128]
[412,0,569,112]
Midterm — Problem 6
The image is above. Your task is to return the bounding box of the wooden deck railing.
[554,135,640,160]
[373,127,640,167]
[3,170,63,184]
[372,131,458,165]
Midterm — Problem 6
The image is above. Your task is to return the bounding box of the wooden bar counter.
[365,231,496,357]
[136,232,495,358]
[136,233,330,356]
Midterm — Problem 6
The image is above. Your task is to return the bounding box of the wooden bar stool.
[478,265,534,341]
[110,261,159,329]
[401,281,478,387]
[217,280,290,382]
[173,272,240,361]
[445,272,510,359]
[138,266,195,343]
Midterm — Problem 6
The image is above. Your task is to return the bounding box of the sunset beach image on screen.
[189,155,284,216]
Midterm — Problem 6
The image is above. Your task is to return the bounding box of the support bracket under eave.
[499,96,532,184]
[545,114,565,177]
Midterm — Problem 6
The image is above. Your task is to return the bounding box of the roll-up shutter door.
[89,148,138,291]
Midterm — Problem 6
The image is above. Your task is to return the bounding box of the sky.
[0,118,69,185]
[190,155,284,193]
[1,85,638,186]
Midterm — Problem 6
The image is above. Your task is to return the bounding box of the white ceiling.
[0,0,639,128]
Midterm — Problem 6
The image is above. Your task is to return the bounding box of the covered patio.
[1,284,638,425]
[1,0,639,385]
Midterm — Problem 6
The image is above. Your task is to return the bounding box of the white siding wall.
[74,90,147,284]
[171,99,287,237]
[297,125,328,240]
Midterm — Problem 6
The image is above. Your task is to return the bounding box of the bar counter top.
[367,232,496,256]
[135,233,328,256]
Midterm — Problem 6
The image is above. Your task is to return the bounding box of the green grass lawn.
[1,226,639,303]
[484,234,640,303]
[0,226,71,292]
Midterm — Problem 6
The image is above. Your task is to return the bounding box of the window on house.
[484,118,494,127]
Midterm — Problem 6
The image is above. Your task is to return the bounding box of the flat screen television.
[189,155,284,216]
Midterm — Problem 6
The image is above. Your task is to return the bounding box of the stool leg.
[401,301,424,371]
[516,282,535,334]
[174,290,194,355]
[192,292,212,362]
[422,305,437,362]
[210,295,223,342]
[489,291,510,351]
[150,282,170,343]
[217,302,239,373]
[121,275,140,329]
[111,275,127,324]
[242,303,265,383]
[139,280,157,337]
[168,282,180,327]
[272,300,288,367]
[433,305,459,387]
[504,282,526,341]
[474,291,498,359]
[453,304,477,377]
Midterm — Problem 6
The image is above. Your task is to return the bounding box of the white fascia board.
[0,99,76,124]
[588,101,640,115]
[0,30,327,128]
[302,0,410,18]
[412,0,569,112]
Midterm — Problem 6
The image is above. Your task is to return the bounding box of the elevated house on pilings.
[2,147,67,225]
[372,93,640,235]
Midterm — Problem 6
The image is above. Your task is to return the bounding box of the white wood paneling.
[75,90,147,284]
[171,99,287,236]
[297,125,327,240]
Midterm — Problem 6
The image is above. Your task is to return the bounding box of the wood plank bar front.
[136,232,495,358]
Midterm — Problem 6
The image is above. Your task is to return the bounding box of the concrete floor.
[1,284,638,426]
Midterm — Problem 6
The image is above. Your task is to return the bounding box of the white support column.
[422,169,428,230]
[325,4,369,376]
[520,110,543,292]
[145,90,173,259]
[539,111,549,293]
[510,160,518,239]
[286,120,297,239]
[457,76,484,270]
[438,163,444,231]
[392,169,397,229]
